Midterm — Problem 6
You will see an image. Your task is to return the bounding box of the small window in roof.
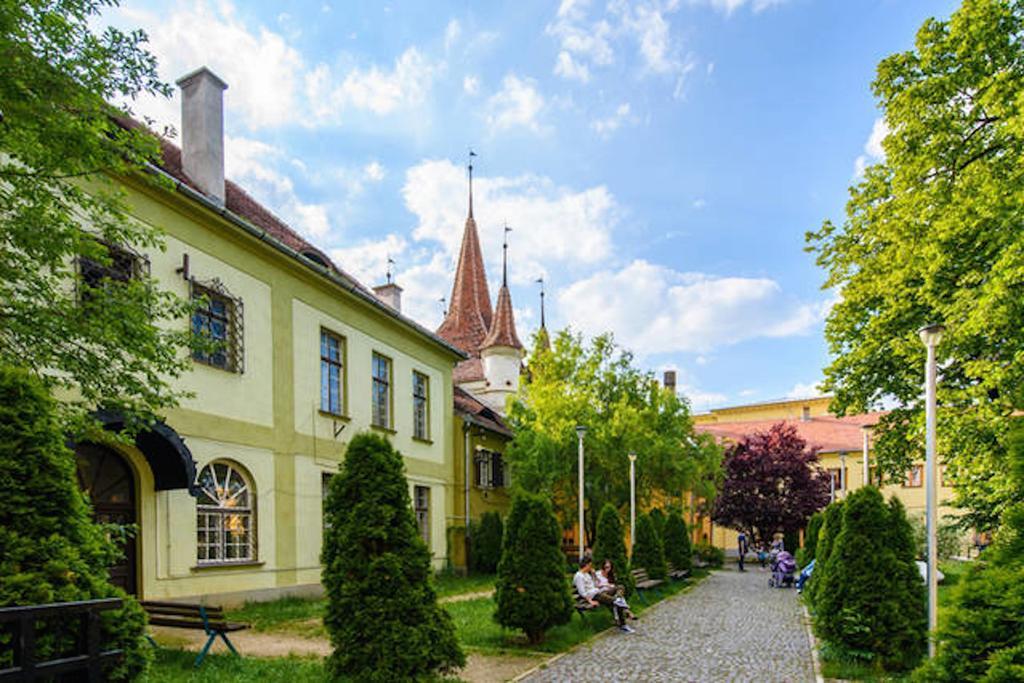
[302,250,330,268]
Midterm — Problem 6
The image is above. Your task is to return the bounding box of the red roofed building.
[692,396,962,553]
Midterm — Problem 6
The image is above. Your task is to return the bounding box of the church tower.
[436,159,523,411]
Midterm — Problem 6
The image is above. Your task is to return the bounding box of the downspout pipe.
[463,418,472,574]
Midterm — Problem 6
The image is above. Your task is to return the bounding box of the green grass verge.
[433,572,497,599]
[143,649,324,682]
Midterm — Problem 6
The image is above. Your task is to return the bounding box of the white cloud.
[590,102,635,137]
[444,19,461,51]
[329,234,408,286]
[785,380,824,399]
[307,47,441,119]
[112,1,443,131]
[485,74,548,134]
[463,75,480,95]
[682,384,729,412]
[698,0,789,14]
[692,198,707,209]
[224,136,331,237]
[554,51,592,82]
[853,117,889,178]
[363,161,386,182]
[558,260,825,355]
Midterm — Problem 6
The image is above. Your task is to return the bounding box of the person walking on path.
[737,531,749,572]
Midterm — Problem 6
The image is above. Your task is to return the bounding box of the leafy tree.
[913,416,1024,681]
[814,487,926,671]
[631,513,667,579]
[806,0,1024,531]
[806,501,844,607]
[507,330,721,544]
[1,1,196,434]
[0,366,149,679]
[321,433,463,681]
[470,511,504,574]
[494,493,573,644]
[804,511,824,562]
[712,423,831,546]
[592,503,634,595]
[663,509,692,573]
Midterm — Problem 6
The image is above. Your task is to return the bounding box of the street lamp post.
[576,425,587,562]
[839,451,847,498]
[919,323,945,658]
[628,452,637,558]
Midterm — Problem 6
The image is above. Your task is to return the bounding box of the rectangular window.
[413,371,429,440]
[78,242,144,304]
[474,449,507,488]
[490,451,505,488]
[191,282,243,373]
[828,467,847,491]
[414,485,430,546]
[320,330,345,415]
[904,464,924,488]
[372,352,392,428]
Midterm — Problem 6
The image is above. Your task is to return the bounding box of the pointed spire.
[481,283,523,350]
[536,276,546,329]
[535,276,550,351]
[436,150,493,356]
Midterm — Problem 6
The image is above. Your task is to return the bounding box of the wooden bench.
[141,600,249,667]
[667,562,691,581]
[630,568,665,604]
[571,585,598,621]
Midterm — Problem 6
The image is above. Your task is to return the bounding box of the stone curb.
[801,602,825,683]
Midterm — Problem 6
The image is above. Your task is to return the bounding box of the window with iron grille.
[414,485,430,546]
[78,242,147,303]
[191,279,244,373]
[196,460,256,564]
[320,330,345,415]
[372,352,391,428]
[412,371,429,440]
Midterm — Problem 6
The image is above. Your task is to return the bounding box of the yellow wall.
[111,175,461,602]
[693,396,833,425]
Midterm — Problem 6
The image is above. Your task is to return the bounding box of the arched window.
[196,461,255,564]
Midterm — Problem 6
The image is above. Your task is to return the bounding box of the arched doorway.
[75,443,137,595]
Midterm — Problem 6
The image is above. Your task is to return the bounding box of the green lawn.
[143,649,325,682]
[433,572,497,599]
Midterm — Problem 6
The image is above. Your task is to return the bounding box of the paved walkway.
[523,567,816,683]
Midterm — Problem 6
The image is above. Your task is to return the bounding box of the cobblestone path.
[524,567,815,682]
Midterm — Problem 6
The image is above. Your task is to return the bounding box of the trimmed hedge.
[663,509,692,573]
[322,432,463,681]
[806,500,843,607]
[470,511,504,574]
[632,513,667,579]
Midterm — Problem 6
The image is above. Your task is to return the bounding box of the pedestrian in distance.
[737,531,749,572]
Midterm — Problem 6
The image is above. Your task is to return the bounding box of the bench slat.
[143,605,225,619]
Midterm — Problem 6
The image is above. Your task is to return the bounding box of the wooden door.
[76,444,138,595]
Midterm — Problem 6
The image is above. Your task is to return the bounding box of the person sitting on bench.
[596,558,635,621]
[573,556,633,633]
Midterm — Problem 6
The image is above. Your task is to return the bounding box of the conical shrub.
[632,512,667,579]
[471,511,504,574]
[322,432,463,681]
[806,500,843,607]
[663,509,692,573]
[494,493,573,644]
[0,365,149,680]
[592,503,633,595]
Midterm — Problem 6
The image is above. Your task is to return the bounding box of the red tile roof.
[437,211,493,356]
[695,412,886,454]
[481,284,523,350]
[454,385,512,437]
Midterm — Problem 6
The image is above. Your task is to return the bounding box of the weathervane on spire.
[386,254,395,284]
[536,276,546,328]
[467,148,477,218]
[439,295,447,317]
[502,222,512,286]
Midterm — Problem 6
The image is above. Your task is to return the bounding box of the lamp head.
[628,452,637,462]
[918,323,946,348]
[576,425,587,439]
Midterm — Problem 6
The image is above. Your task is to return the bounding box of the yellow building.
[693,396,959,552]
[73,68,465,604]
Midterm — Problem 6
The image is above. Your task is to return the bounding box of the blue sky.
[109,0,960,411]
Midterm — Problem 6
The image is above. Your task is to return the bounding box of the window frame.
[77,240,147,304]
[190,278,244,374]
[903,464,924,488]
[412,370,430,441]
[371,351,393,430]
[413,485,431,546]
[320,329,347,417]
[195,460,257,565]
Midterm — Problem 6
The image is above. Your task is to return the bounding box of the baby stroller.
[769,550,797,588]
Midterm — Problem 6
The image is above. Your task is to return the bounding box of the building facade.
[692,396,961,553]
[74,68,464,604]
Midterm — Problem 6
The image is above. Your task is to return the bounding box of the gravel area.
[523,567,815,683]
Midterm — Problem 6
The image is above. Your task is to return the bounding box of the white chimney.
[373,282,403,312]
[176,67,228,204]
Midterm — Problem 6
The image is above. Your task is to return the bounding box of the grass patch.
[433,572,497,599]
[820,659,909,682]
[143,648,324,682]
